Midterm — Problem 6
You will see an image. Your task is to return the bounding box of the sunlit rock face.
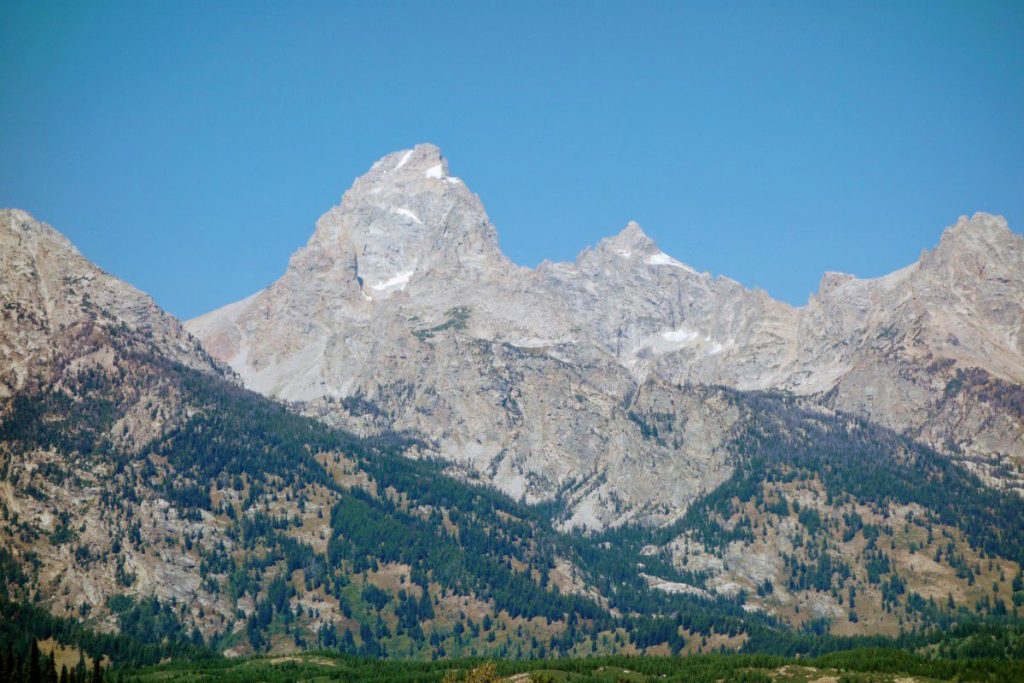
[187,145,1024,529]
[0,210,237,629]
[0,208,220,401]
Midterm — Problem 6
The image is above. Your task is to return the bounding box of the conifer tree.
[45,651,57,683]
[28,641,41,683]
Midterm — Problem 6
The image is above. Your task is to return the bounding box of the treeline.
[112,645,1024,683]
[1,639,104,683]
[5,332,1024,660]
[0,598,214,671]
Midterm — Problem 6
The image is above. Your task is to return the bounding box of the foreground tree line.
[1,640,104,683]
[107,647,1024,683]
[2,592,1024,683]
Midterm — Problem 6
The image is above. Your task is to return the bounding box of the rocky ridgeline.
[0,210,220,393]
[185,144,1024,530]
[2,161,1022,650]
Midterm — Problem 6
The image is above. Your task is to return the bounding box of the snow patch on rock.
[395,149,414,170]
[662,328,699,344]
[390,207,422,224]
[646,251,697,274]
[370,268,415,292]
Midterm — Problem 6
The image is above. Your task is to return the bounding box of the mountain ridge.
[3,192,1024,659]
[0,209,224,401]
[185,145,1024,531]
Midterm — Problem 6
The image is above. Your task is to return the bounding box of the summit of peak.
[599,221,655,255]
[619,220,650,240]
[345,143,464,199]
[290,144,506,297]
[380,143,444,172]
[930,212,1018,262]
[1,207,36,222]
[922,212,1022,277]
[367,143,461,182]
[942,212,1011,241]
[585,221,704,276]
[1,208,80,256]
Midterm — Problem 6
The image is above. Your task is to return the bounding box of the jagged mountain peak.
[2,207,79,255]
[923,212,1022,276]
[944,211,1011,240]
[934,212,1020,269]
[342,142,462,202]
[815,271,859,298]
[186,145,1023,527]
[577,221,706,280]
[369,142,448,177]
[597,220,656,256]
[288,144,505,300]
[811,213,1020,303]
[0,208,221,401]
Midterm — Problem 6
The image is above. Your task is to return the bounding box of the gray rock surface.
[186,144,1024,528]
[1,209,220,395]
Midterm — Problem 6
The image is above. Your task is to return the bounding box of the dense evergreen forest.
[117,647,1024,683]
[2,594,1024,680]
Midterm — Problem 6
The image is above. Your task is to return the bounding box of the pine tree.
[5,644,14,683]
[28,641,42,683]
[45,652,57,683]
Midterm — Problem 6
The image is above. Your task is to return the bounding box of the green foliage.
[733,390,1024,565]
[112,644,1024,683]
[4,334,1024,661]
[0,597,214,669]
[0,548,28,599]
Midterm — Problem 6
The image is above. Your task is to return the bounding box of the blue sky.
[1,2,1021,319]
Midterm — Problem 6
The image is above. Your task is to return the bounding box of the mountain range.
[189,144,1023,530]
[1,145,1023,661]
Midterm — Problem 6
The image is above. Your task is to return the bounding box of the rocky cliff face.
[0,209,239,632]
[0,209,225,449]
[1,209,219,394]
[187,144,1024,529]
[3,183,1023,652]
